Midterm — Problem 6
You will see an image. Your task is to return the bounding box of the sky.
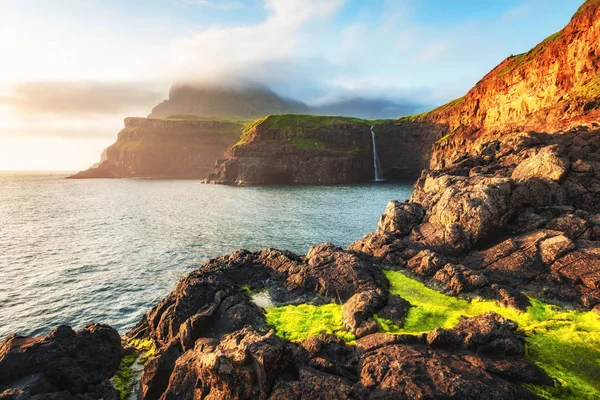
[0,0,584,171]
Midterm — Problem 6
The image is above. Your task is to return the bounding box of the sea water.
[0,173,412,339]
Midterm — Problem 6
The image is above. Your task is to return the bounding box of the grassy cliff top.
[231,114,391,148]
[162,114,251,123]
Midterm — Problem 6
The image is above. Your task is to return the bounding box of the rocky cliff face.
[424,0,600,135]
[206,115,441,184]
[70,117,243,179]
[206,115,375,184]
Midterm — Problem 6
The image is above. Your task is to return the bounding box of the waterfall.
[371,126,384,181]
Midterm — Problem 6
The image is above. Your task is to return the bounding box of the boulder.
[0,325,121,399]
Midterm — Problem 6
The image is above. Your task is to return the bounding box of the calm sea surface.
[0,173,412,340]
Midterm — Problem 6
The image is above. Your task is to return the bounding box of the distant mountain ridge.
[149,83,422,120]
[149,84,310,120]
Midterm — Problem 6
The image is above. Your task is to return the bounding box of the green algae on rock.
[381,270,600,400]
[265,303,356,343]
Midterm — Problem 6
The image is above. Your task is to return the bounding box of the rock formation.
[350,0,600,311]
[206,115,443,184]
[0,324,122,399]
[122,244,550,400]
[70,117,243,179]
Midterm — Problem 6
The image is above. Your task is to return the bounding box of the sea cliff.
[70,117,243,179]
[206,115,444,184]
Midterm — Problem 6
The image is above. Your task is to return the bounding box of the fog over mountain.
[149,82,424,120]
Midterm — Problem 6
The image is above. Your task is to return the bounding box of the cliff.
[206,114,445,184]
[423,0,600,136]
[70,117,243,179]
[149,84,309,120]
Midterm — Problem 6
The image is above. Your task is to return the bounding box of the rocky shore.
[3,1,600,399]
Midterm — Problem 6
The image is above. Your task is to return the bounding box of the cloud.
[152,0,345,86]
[416,40,453,62]
[175,0,246,9]
[0,81,166,117]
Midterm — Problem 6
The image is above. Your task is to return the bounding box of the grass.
[290,137,328,151]
[265,303,356,343]
[499,31,562,77]
[399,111,431,122]
[381,270,600,400]
[229,114,377,152]
[113,339,156,399]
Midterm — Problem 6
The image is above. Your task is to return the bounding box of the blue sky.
[0,0,585,169]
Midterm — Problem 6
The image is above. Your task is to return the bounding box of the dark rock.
[0,325,121,399]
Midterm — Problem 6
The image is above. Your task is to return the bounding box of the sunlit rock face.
[70,117,242,179]
[424,1,600,133]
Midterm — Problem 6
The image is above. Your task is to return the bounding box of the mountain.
[312,97,423,119]
[149,84,309,119]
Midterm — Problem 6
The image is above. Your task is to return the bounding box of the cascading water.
[371,126,384,181]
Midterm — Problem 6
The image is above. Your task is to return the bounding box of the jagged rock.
[298,334,357,381]
[142,271,266,347]
[159,329,295,400]
[546,214,589,238]
[377,294,411,327]
[138,340,182,400]
[0,325,121,399]
[377,201,424,235]
[358,344,541,399]
[414,175,513,251]
[342,290,385,338]
[432,263,488,295]
[511,145,570,182]
[427,313,525,356]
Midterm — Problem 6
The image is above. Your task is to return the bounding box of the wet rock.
[0,325,121,399]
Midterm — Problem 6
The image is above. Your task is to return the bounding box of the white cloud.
[416,40,453,62]
[175,0,246,9]
[151,0,345,85]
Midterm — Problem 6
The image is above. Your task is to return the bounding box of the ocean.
[0,173,412,339]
